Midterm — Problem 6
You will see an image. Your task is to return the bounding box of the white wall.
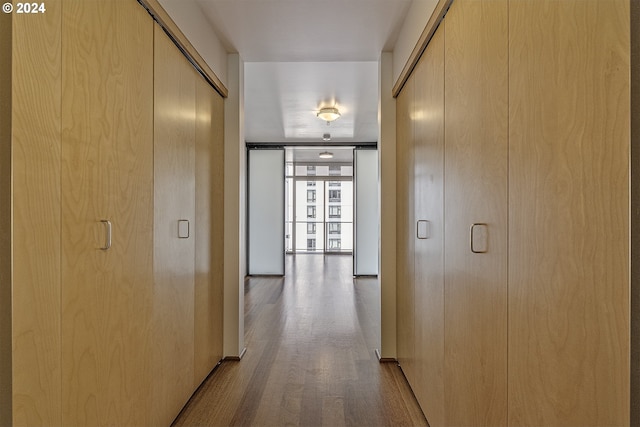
[392,0,438,86]
[248,150,284,275]
[354,150,379,276]
[158,0,228,87]
[224,54,246,358]
[378,52,397,359]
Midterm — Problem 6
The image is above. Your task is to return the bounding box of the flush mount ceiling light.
[319,151,334,159]
[317,107,341,123]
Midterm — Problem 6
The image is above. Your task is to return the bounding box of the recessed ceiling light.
[322,133,331,141]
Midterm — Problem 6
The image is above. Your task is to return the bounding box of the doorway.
[248,146,379,276]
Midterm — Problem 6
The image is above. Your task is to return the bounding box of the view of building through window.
[285,161,353,253]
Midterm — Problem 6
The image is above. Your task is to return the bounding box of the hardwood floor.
[173,254,428,427]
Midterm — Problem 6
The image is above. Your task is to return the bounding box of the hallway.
[173,255,427,426]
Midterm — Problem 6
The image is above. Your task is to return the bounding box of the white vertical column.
[354,149,379,275]
[224,53,245,358]
[248,149,285,275]
[379,51,397,359]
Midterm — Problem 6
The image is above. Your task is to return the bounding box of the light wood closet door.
[508,1,630,425]
[396,75,416,384]
[412,25,445,427]
[152,23,197,427]
[443,0,508,425]
[60,1,154,425]
[194,77,224,386]
[11,1,62,425]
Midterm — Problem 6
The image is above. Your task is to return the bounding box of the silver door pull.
[417,220,430,239]
[100,220,112,251]
[470,223,488,253]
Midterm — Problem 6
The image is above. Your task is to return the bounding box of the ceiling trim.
[137,0,229,98]
[392,0,454,98]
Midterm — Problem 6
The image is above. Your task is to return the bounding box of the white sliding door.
[248,149,285,275]
[354,149,379,275]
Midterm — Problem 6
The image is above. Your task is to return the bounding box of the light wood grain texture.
[153,22,197,426]
[60,1,154,425]
[443,0,509,425]
[194,76,224,386]
[395,75,416,388]
[412,24,445,427]
[174,255,428,427]
[508,0,630,425]
[0,10,11,426]
[11,2,62,425]
[138,0,228,98]
[392,0,454,98]
[632,1,640,423]
[210,90,225,364]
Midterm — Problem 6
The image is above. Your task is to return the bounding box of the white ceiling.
[245,62,378,143]
[286,147,354,163]
[193,0,413,146]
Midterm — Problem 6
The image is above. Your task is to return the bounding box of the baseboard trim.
[375,348,397,363]
[223,347,247,361]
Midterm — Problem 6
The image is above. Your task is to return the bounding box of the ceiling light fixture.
[319,151,334,159]
[322,133,331,141]
[317,107,341,123]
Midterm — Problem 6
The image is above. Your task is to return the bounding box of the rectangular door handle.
[100,220,112,251]
[470,223,488,253]
[417,220,430,239]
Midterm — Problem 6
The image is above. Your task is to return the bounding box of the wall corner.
[223,53,246,358]
[379,51,397,359]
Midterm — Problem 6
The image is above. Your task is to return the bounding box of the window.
[328,223,341,234]
[328,189,341,202]
[307,223,316,234]
[328,181,341,187]
[307,181,316,187]
[329,206,341,218]
[306,165,316,176]
[307,239,316,250]
[329,165,341,176]
[307,190,316,202]
[307,206,316,218]
[328,239,341,250]
[286,163,294,176]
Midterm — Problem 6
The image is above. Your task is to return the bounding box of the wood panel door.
[443,0,509,425]
[396,74,416,385]
[11,1,62,424]
[194,76,224,386]
[152,23,197,426]
[60,1,154,425]
[412,24,445,427]
[508,0,630,425]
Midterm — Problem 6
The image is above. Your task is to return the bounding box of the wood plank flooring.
[172,254,428,427]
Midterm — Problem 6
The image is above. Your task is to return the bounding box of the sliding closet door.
[248,149,285,275]
[61,1,154,425]
[353,149,379,276]
[194,76,224,386]
[508,1,630,424]
[11,1,62,424]
[152,23,197,427]
[412,25,445,427]
[443,0,508,425]
[395,75,416,384]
